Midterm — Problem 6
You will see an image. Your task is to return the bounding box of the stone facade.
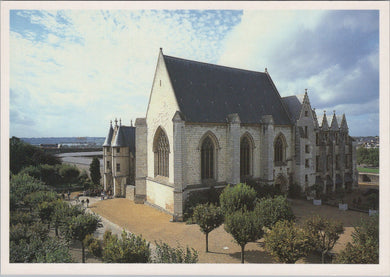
[103,49,357,220]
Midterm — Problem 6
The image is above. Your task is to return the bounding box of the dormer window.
[305,110,308,117]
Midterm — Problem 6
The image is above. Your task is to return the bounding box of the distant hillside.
[20,137,105,146]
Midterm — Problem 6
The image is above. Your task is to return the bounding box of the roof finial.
[131,120,133,127]
[115,118,118,127]
[160,47,163,53]
[110,120,112,127]
[119,118,122,126]
[305,88,308,94]
[265,67,268,73]
[324,110,326,115]
[333,110,336,115]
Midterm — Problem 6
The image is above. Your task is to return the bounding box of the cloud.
[9,9,378,137]
[218,10,379,136]
[10,10,242,137]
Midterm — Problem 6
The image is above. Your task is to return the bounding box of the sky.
[9,9,379,137]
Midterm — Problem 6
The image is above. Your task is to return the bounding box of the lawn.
[357,167,379,174]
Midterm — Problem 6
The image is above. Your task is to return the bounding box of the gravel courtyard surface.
[88,197,369,264]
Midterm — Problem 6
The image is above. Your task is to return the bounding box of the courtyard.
[85,196,370,264]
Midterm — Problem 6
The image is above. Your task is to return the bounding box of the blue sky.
[9,9,379,137]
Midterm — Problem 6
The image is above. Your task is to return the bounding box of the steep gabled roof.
[102,123,114,147]
[163,55,292,125]
[330,113,339,131]
[112,126,136,155]
[282,94,304,122]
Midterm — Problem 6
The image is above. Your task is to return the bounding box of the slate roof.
[163,55,292,125]
[102,125,114,147]
[112,126,136,155]
[282,94,304,122]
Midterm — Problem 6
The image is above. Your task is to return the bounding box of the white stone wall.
[183,124,228,185]
[273,126,294,182]
[146,52,180,184]
[146,179,174,213]
[240,126,262,178]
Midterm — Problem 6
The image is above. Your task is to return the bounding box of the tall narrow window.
[316,133,320,145]
[240,136,251,177]
[116,163,120,172]
[107,161,110,170]
[201,137,214,179]
[304,126,308,138]
[274,136,285,165]
[154,129,169,177]
[116,148,120,153]
[316,156,320,172]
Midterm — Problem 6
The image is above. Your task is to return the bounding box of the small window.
[305,110,308,117]
[316,133,320,145]
[336,154,339,170]
[304,126,308,138]
[316,156,320,172]
[305,145,310,153]
[335,133,339,145]
[305,159,309,168]
[116,163,120,172]
[116,148,120,153]
[106,161,110,170]
[305,175,308,182]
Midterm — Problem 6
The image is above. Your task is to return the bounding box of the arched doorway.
[275,174,288,194]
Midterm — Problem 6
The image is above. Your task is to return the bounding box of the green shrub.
[183,186,223,221]
[10,211,35,225]
[89,239,103,258]
[265,220,310,263]
[153,241,198,263]
[288,183,302,199]
[220,183,257,215]
[254,195,295,229]
[193,203,224,252]
[102,230,150,263]
[83,234,95,248]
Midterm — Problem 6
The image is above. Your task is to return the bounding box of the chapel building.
[103,48,358,221]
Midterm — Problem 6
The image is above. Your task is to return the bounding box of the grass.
[357,167,379,174]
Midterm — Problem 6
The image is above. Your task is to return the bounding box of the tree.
[193,203,224,252]
[254,195,295,229]
[264,220,310,263]
[59,164,80,185]
[304,215,344,263]
[220,183,257,214]
[23,190,58,212]
[10,173,47,210]
[65,213,102,263]
[335,214,378,264]
[38,201,56,230]
[89,157,101,187]
[224,209,264,263]
[102,230,151,263]
[153,241,198,263]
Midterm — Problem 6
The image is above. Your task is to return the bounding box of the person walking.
[86,198,89,208]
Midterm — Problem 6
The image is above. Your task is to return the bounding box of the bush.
[288,183,302,199]
[183,186,223,222]
[193,203,224,252]
[304,215,344,263]
[89,239,103,258]
[254,195,295,229]
[153,241,198,263]
[220,183,257,215]
[245,179,282,199]
[102,230,150,263]
[265,220,310,263]
[89,157,101,186]
[59,164,80,185]
[24,190,58,211]
[224,209,264,263]
[10,173,47,210]
[335,214,378,264]
[10,211,35,225]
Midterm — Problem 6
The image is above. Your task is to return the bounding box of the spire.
[305,88,308,95]
[114,118,118,127]
[265,67,268,74]
[160,47,163,54]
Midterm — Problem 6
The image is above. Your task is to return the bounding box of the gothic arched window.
[274,135,285,165]
[154,129,169,177]
[240,136,251,177]
[201,137,214,180]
